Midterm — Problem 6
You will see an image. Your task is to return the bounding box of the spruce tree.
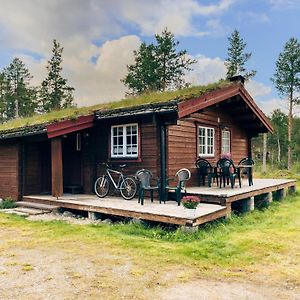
[122,28,196,95]
[3,58,37,119]
[225,30,256,80]
[271,37,300,170]
[40,40,74,112]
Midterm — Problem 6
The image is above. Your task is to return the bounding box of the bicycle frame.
[106,168,125,190]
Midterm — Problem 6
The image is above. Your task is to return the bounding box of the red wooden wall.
[0,143,20,200]
[167,107,249,186]
[94,119,161,180]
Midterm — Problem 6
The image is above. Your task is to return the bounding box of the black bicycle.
[94,163,137,200]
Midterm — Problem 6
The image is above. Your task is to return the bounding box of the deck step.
[1,209,29,216]
[16,201,59,212]
[13,207,51,215]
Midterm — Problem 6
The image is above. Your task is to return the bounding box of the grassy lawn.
[0,190,299,298]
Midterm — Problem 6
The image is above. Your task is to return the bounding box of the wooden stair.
[16,201,60,212]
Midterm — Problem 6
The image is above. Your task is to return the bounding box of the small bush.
[0,198,17,209]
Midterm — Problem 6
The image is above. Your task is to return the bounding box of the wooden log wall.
[167,107,249,186]
[94,120,161,180]
[0,143,20,200]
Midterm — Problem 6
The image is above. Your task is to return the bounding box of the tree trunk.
[277,135,281,163]
[287,92,293,170]
[262,133,267,174]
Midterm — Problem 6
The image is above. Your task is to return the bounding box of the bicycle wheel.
[94,175,110,198]
[120,177,137,200]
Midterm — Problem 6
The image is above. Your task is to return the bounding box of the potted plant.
[181,195,201,209]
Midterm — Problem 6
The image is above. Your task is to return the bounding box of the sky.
[0,0,300,115]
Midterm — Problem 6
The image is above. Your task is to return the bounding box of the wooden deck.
[23,194,228,227]
[185,178,296,205]
[22,178,296,227]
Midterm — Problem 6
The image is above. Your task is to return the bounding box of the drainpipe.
[160,123,167,201]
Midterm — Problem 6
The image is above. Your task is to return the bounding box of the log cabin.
[0,76,273,201]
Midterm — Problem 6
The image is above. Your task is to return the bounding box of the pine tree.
[122,42,159,94]
[40,40,74,112]
[3,58,37,119]
[0,72,8,122]
[122,28,196,95]
[271,37,300,170]
[225,30,256,80]
[155,28,196,91]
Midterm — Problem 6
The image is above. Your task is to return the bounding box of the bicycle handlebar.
[101,162,127,169]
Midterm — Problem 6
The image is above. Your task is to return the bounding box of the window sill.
[108,157,142,163]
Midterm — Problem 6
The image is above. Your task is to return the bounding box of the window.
[111,123,138,158]
[198,126,215,157]
[221,130,231,154]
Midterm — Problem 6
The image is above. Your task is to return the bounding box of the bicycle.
[94,163,137,200]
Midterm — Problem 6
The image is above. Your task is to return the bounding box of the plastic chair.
[238,158,255,186]
[165,168,191,206]
[195,158,218,187]
[217,159,241,188]
[135,169,160,205]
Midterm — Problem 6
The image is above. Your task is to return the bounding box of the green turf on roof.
[0,80,231,133]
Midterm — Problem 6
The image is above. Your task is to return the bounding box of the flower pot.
[185,208,196,218]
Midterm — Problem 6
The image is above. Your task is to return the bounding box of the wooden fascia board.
[47,115,94,138]
[238,86,274,133]
[178,85,240,118]
[178,83,273,133]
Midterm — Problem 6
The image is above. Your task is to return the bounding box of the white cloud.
[119,0,235,36]
[22,35,141,106]
[245,80,272,98]
[269,0,299,9]
[245,12,270,23]
[0,0,238,106]
[185,54,226,85]
[257,98,288,115]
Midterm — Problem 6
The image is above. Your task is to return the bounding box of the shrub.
[0,198,17,209]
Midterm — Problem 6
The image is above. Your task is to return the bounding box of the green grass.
[0,80,230,133]
[0,189,299,286]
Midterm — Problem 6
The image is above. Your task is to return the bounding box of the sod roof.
[0,80,232,139]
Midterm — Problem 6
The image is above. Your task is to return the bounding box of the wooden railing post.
[51,137,63,197]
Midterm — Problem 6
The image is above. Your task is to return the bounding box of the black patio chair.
[217,158,241,189]
[135,169,161,205]
[165,168,191,206]
[238,158,255,186]
[195,158,219,187]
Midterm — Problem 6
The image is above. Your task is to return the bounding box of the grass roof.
[0,80,232,134]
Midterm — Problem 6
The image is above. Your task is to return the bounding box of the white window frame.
[221,130,231,154]
[198,126,215,157]
[111,123,139,158]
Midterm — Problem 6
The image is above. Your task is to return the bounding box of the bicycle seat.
[119,164,126,169]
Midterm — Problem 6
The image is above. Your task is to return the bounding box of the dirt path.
[0,213,299,299]
[0,245,298,300]
[159,280,299,300]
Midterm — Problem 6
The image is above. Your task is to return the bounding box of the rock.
[102,218,112,224]
[62,211,74,218]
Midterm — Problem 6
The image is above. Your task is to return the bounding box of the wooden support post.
[277,188,286,200]
[88,211,98,220]
[288,185,296,195]
[180,225,199,233]
[242,197,254,212]
[51,138,63,198]
[267,192,273,204]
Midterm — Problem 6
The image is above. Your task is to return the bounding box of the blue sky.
[0,0,299,114]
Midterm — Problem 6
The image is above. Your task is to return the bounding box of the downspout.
[160,123,167,201]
